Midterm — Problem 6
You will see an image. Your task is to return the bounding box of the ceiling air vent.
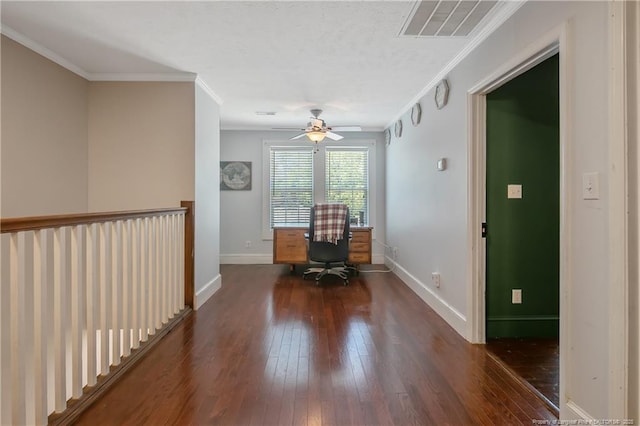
[401,0,497,37]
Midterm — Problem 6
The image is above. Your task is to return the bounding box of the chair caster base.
[304,265,351,286]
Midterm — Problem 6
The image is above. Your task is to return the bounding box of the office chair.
[303,204,354,285]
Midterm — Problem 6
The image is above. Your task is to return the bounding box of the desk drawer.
[350,242,369,253]
[275,246,307,263]
[351,230,371,243]
[278,230,305,240]
[273,228,307,264]
[348,252,371,264]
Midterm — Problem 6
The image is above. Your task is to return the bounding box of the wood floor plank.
[73,264,558,425]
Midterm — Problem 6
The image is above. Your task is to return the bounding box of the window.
[269,146,313,227]
[325,147,369,226]
[263,140,375,239]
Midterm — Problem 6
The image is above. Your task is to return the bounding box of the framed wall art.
[220,161,252,190]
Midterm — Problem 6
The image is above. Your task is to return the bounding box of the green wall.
[486,54,559,338]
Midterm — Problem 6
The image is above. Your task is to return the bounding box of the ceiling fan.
[278,109,361,143]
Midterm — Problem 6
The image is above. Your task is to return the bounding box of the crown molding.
[1,25,202,85]
[1,25,91,80]
[90,72,197,82]
[385,0,527,130]
[195,76,224,105]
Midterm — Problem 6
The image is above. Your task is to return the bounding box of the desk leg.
[289,264,295,273]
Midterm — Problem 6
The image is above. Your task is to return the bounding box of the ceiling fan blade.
[330,126,362,132]
[290,133,308,140]
[325,132,344,141]
[273,127,305,130]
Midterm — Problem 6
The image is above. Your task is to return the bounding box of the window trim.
[262,139,376,240]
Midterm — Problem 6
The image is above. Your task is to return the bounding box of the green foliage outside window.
[326,149,368,225]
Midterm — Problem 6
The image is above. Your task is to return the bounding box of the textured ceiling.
[1,1,514,131]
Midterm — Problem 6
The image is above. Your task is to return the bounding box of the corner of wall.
[386,257,467,338]
[194,274,222,310]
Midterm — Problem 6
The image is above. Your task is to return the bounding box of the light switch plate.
[582,172,600,200]
[507,184,522,199]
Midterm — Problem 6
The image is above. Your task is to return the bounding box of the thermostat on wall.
[437,158,447,171]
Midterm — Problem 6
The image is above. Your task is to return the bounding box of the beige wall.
[88,82,195,211]
[1,35,89,217]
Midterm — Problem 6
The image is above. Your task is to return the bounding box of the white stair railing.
[0,205,192,425]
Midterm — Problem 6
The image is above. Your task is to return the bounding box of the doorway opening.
[484,53,560,409]
[466,28,569,416]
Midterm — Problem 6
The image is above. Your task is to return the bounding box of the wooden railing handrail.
[1,207,188,233]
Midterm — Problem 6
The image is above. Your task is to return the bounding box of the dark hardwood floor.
[74,264,558,425]
[486,337,559,412]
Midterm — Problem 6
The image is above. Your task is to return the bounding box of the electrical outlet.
[431,273,441,288]
[392,247,398,259]
[245,240,252,248]
[512,289,522,304]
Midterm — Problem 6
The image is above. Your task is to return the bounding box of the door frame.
[467,6,631,418]
[465,20,571,405]
[466,22,569,343]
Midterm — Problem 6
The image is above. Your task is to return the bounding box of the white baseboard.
[564,399,595,421]
[221,253,387,265]
[386,256,467,338]
[220,254,273,264]
[194,274,222,310]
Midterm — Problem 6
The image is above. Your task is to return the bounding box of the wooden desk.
[273,226,373,271]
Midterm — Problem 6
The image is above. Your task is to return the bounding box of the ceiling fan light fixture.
[306,131,326,143]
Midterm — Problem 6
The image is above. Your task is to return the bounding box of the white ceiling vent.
[401,0,498,37]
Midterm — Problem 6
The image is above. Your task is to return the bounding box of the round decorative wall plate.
[220,161,252,190]
[384,128,391,146]
[411,103,422,126]
[394,119,403,138]
[435,79,450,110]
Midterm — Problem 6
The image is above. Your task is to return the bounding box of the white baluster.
[132,219,141,349]
[123,220,132,356]
[175,214,180,313]
[10,233,27,424]
[33,230,50,425]
[112,221,122,366]
[141,218,149,342]
[169,215,176,315]
[154,216,162,331]
[53,227,68,413]
[85,224,98,387]
[45,232,55,417]
[1,235,11,425]
[22,233,36,426]
[150,217,157,336]
[99,223,111,373]
[178,214,185,310]
[168,214,172,317]
[161,215,168,323]
[174,215,180,313]
[70,225,85,398]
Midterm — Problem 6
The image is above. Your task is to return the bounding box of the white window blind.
[325,147,369,226]
[269,147,313,227]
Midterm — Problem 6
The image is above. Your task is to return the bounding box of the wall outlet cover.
[431,272,441,288]
[512,289,522,304]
